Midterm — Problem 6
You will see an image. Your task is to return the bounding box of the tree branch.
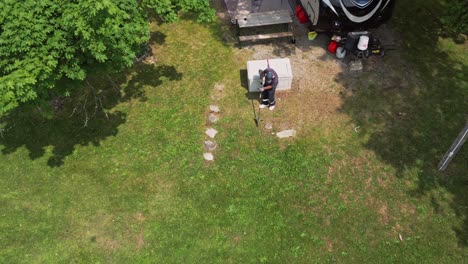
[82,93,89,127]
[106,74,120,92]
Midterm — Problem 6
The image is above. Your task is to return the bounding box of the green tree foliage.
[0,0,149,114]
[440,0,467,35]
[0,0,215,115]
[142,0,215,23]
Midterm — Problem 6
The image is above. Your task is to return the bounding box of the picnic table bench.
[236,10,295,43]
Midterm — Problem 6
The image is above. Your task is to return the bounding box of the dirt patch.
[67,210,151,252]
[233,235,242,243]
[232,38,353,136]
[352,156,367,174]
[339,192,351,204]
[323,237,334,252]
[400,204,416,216]
[211,83,226,101]
[81,211,122,251]
[378,203,390,225]
[365,176,373,189]
[393,223,403,232]
[212,0,231,24]
[214,0,351,134]
[136,212,146,222]
[389,222,411,241]
[135,231,145,249]
[240,33,347,130]
[226,232,243,245]
[377,175,388,188]
[214,0,416,138]
[96,236,121,251]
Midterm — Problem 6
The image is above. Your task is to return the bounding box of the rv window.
[351,0,373,8]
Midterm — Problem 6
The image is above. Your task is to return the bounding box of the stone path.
[203,84,225,162]
[208,114,219,124]
[202,82,297,161]
[276,129,296,139]
[205,128,218,138]
[203,153,214,161]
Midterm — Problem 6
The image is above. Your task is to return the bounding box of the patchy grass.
[0,2,467,263]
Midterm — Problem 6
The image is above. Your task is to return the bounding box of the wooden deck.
[224,0,293,23]
[237,10,292,28]
[236,9,294,43]
[238,32,294,42]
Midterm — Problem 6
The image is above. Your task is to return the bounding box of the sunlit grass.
[0,9,466,263]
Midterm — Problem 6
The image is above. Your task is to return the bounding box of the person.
[259,67,278,111]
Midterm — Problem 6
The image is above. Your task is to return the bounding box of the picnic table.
[236,10,295,43]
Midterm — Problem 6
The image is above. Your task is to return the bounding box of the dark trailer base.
[296,0,395,32]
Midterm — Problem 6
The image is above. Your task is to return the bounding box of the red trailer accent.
[295,5,309,24]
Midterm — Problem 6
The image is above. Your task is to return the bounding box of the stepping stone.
[211,94,222,101]
[204,141,218,151]
[208,113,219,124]
[214,84,225,91]
[203,153,214,161]
[276,129,296,139]
[349,60,363,71]
[205,128,218,138]
[264,123,273,130]
[209,105,220,113]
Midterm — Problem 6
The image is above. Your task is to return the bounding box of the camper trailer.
[224,0,294,23]
[225,0,394,32]
[296,0,395,32]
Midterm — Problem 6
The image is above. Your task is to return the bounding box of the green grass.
[1,3,467,263]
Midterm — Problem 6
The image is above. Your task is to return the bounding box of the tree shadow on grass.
[121,63,182,102]
[0,63,183,167]
[335,1,468,247]
[151,31,166,45]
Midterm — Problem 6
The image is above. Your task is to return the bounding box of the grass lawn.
[0,1,467,263]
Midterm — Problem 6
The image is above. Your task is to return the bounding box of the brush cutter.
[252,99,261,127]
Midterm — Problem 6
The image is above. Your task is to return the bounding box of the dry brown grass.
[323,236,334,252]
[378,203,391,225]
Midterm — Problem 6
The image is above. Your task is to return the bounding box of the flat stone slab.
[214,84,225,91]
[208,114,219,124]
[209,105,220,113]
[276,129,296,139]
[211,94,222,101]
[203,153,214,161]
[205,128,218,138]
[204,140,218,151]
[349,60,363,71]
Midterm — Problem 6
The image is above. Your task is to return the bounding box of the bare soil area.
[213,1,416,135]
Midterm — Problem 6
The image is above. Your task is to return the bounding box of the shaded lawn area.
[337,0,468,253]
[0,6,467,264]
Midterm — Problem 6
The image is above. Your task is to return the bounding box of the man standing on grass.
[259,67,278,111]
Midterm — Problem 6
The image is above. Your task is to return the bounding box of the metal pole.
[438,122,468,171]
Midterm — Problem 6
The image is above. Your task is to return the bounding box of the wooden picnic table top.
[237,10,292,28]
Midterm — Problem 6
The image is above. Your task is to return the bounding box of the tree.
[142,0,215,23]
[440,0,467,35]
[0,0,214,116]
[0,0,149,115]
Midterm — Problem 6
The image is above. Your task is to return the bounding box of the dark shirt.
[262,68,279,89]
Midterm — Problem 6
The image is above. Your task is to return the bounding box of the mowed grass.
[1,6,467,264]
